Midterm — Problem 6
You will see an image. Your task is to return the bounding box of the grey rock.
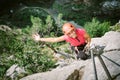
[6,64,26,79]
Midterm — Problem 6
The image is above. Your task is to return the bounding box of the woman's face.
[62,23,77,38]
[64,28,77,38]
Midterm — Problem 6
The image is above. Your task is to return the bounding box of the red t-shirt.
[63,28,86,46]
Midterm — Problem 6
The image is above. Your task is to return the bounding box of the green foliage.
[22,15,57,36]
[52,3,70,18]
[44,15,54,36]
[52,1,119,26]
[52,2,92,25]
[56,13,66,27]
[22,15,43,34]
[0,16,58,79]
[110,21,120,32]
[10,7,49,27]
[84,18,110,37]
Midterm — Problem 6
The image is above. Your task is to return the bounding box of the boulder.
[6,64,26,79]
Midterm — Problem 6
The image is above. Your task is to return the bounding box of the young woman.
[32,22,91,60]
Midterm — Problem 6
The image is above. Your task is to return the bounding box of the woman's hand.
[83,43,90,52]
[32,33,40,42]
[85,43,90,49]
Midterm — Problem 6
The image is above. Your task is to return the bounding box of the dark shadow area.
[0,7,50,28]
[0,0,55,28]
[113,73,120,80]
[0,0,55,16]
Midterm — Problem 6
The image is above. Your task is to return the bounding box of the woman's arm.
[84,32,91,48]
[32,33,65,43]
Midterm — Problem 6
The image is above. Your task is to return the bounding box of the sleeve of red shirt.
[63,34,68,41]
[77,28,86,35]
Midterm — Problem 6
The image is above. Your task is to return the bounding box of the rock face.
[20,31,120,80]
[6,64,26,79]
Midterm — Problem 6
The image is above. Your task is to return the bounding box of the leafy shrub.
[84,18,110,37]
[0,32,56,79]
[12,7,49,27]
[0,16,58,79]
[110,21,120,32]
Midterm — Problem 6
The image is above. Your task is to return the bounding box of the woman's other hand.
[32,33,40,42]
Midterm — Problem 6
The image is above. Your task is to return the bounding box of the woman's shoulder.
[76,28,86,33]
